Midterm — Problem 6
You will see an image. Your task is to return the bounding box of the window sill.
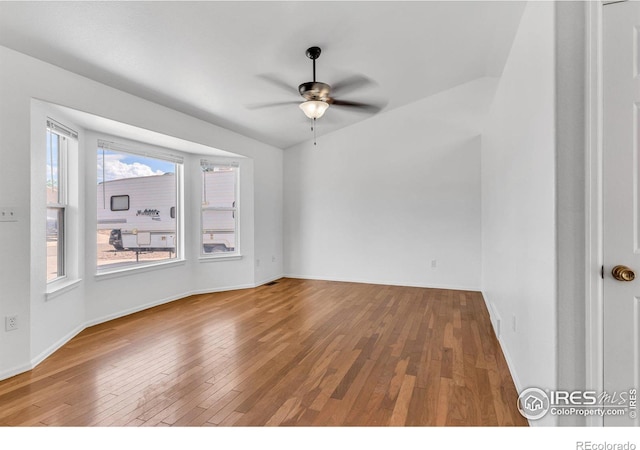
[198,254,243,263]
[46,278,82,301]
[95,258,186,280]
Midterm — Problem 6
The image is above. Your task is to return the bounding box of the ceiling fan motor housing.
[299,81,331,101]
[305,46,322,60]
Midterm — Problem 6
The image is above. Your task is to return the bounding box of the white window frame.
[95,138,184,275]
[200,159,240,259]
[46,119,75,283]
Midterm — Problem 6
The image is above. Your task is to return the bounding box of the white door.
[604,0,640,427]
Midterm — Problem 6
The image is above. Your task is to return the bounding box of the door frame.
[586,0,604,428]
[585,0,629,428]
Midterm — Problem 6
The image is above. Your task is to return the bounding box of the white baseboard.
[188,283,256,297]
[284,273,480,292]
[87,278,283,328]
[254,274,284,287]
[0,362,33,383]
[0,323,85,382]
[85,291,194,329]
[480,291,534,427]
[31,324,86,368]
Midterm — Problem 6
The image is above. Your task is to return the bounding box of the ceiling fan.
[250,46,383,144]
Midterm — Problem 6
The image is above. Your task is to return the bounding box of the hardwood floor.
[0,278,527,426]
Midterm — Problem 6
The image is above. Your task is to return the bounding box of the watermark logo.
[576,443,636,450]
[517,387,550,420]
[517,388,637,420]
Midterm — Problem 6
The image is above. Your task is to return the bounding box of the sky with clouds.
[97,149,175,183]
[46,131,59,189]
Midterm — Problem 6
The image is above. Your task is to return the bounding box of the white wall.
[555,1,587,426]
[284,78,498,291]
[0,45,283,380]
[29,101,87,366]
[481,2,557,426]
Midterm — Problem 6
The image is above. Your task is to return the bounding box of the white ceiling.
[0,1,525,149]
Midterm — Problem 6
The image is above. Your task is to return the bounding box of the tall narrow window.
[201,160,239,255]
[46,119,76,282]
[97,140,182,271]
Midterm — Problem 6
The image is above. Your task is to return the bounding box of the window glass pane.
[46,131,60,204]
[97,148,178,270]
[46,207,64,281]
[202,210,236,253]
[202,167,236,208]
[201,164,238,255]
[46,127,67,283]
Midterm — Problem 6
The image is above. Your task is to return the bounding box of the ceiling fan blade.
[330,75,375,96]
[246,100,300,110]
[256,74,298,96]
[328,98,384,114]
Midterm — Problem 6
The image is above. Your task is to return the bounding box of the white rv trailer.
[97,173,177,252]
[97,170,236,253]
[201,168,237,253]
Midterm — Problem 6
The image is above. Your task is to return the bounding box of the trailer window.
[201,160,239,256]
[110,195,129,211]
[97,142,182,272]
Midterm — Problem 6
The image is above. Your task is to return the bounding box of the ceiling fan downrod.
[303,46,323,146]
[306,46,321,82]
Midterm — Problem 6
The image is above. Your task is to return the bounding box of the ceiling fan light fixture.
[299,100,329,119]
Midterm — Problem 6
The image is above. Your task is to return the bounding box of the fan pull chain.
[310,118,317,146]
[313,118,317,146]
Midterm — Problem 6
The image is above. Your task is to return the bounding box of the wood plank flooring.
[0,278,527,426]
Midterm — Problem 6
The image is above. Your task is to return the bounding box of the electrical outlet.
[256,259,260,267]
[5,315,18,331]
[431,259,437,268]
[272,255,276,263]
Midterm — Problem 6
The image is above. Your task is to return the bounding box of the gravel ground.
[96,230,176,266]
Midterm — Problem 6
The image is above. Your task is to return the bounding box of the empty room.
[0,0,637,444]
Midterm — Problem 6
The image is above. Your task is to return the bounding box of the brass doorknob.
[612,265,636,282]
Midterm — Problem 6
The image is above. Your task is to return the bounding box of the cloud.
[104,160,164,179]
[97,152,164,182]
